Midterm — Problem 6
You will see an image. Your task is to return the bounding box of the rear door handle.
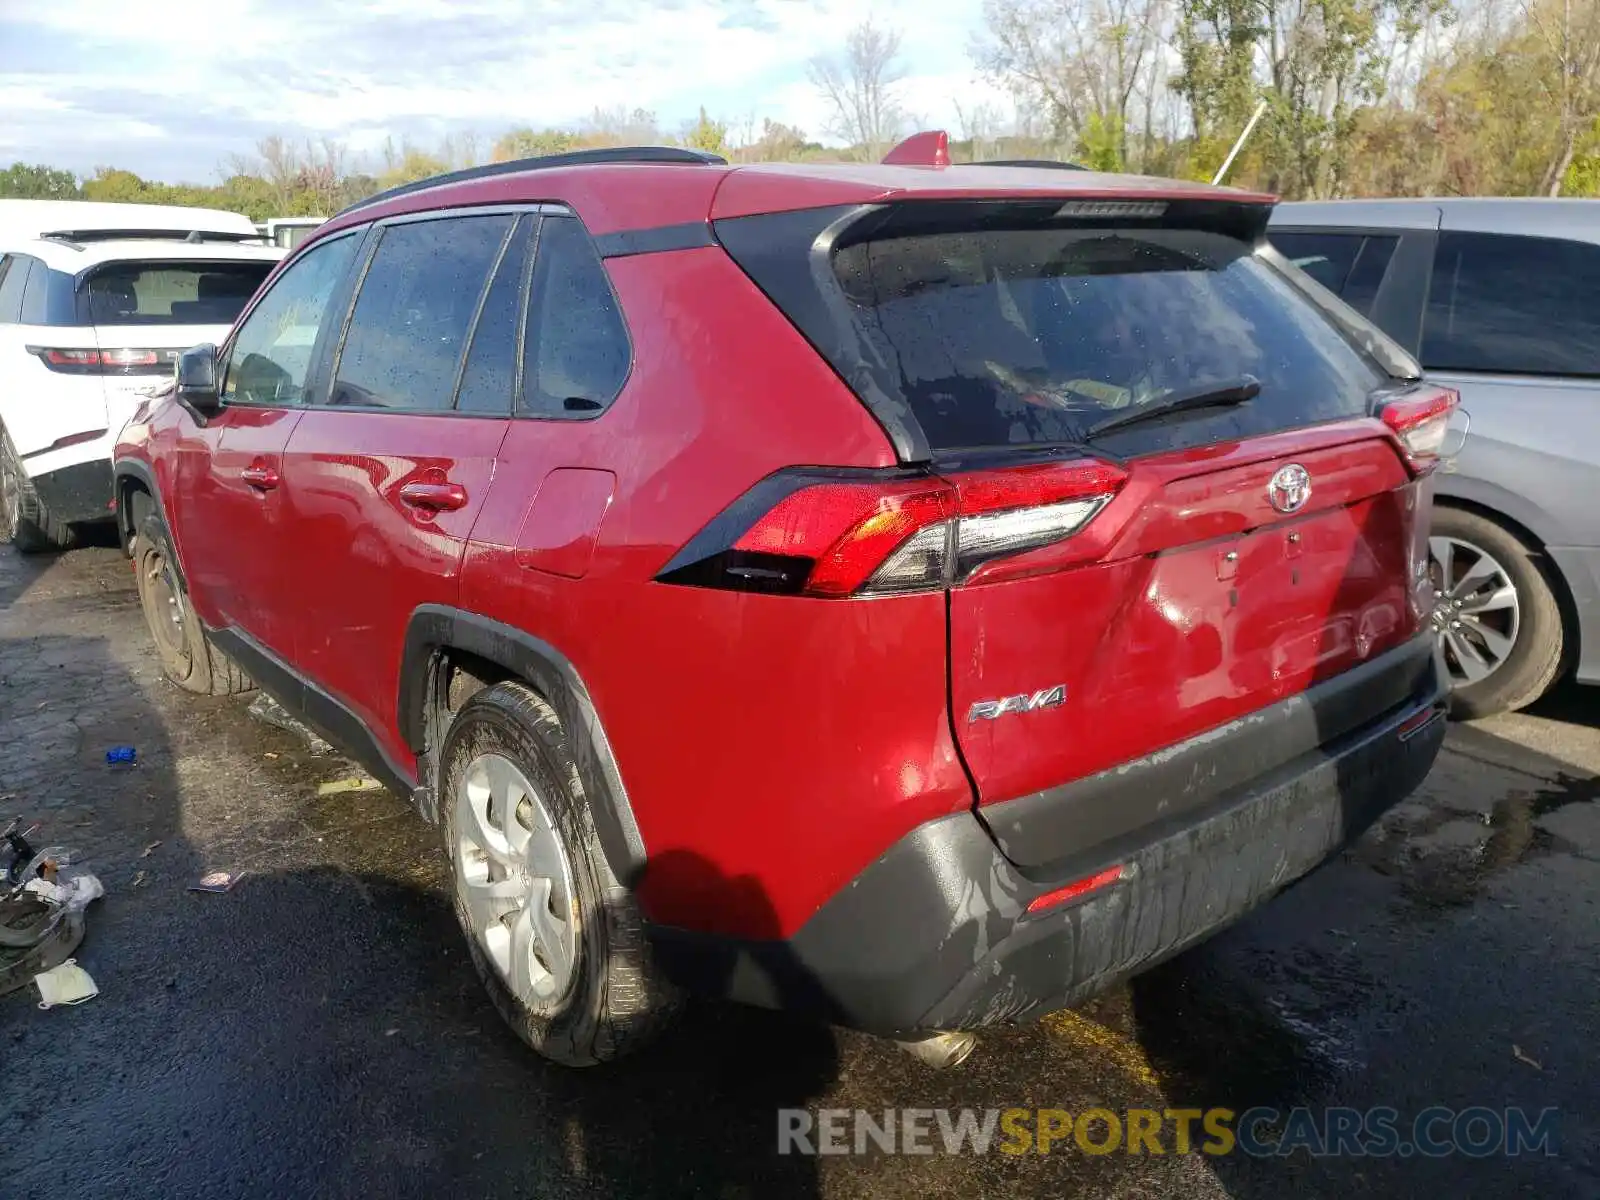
[398,480,469,513]
[241,463,279,491]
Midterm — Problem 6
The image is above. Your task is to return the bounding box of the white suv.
[0,200,283,551]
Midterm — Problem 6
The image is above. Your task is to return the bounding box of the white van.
[0,200,283,551]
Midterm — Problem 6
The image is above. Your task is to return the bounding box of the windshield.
[86,261,272,327]
[830,224,1386,452]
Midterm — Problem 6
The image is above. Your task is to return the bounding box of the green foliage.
[492,128,581,161]
[681,107,729,156]
[0,163,81,199]
[1076,114,1126,173]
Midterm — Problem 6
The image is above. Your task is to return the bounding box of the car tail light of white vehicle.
[27,346,167,375]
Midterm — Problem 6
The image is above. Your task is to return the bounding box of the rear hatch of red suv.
[712,187,1449,865]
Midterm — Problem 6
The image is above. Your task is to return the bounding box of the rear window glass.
[722,206,1388,454]
[86,262,273,326]
[834,225,1383,451]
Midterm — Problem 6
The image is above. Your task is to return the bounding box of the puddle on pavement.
[1353,770,1598,908]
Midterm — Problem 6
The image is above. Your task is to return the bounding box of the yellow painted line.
[1041,1009,1162,1089]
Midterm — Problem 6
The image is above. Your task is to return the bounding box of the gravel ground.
[0,540,1595,1199]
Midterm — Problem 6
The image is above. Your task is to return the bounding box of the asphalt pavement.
[0,540,1595,1199]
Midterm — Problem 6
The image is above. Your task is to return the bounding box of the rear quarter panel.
[456,246,972,939]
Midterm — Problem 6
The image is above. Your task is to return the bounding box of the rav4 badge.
[968,685,1067,722]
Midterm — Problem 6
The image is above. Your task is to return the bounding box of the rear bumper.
[29,458,115,525]
[649,635,1447,1034]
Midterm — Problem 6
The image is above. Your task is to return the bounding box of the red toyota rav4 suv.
[115,136,1453,1066]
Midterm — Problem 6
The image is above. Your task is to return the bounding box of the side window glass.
[223,234,360,407]
[1269,232,1364,296]
[454,217,532,415]
[1337,235,1398,317]
[1423,231,1600,375]
[0,256,25,324]
[520,217,630,417]
[330,215,513,411]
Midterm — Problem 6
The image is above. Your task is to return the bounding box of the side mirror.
[175,344,222,415]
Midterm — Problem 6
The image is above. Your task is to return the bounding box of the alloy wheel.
[1428,535,1520,687]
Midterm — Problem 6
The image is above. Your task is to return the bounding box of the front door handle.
[398,480,469,513]
[241,463,279,491]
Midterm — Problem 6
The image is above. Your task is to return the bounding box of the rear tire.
[1429,505,1564,719]
[0,430,74,554]
[439,681,678,1066]
[131,506,252,695]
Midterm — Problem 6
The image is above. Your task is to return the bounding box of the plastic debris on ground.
[317,776,384,796]
[1,818,104,1000]
[247,693,333,755]
[35,958,98,1008]
[105,745,137,768]
[189,870,244,894]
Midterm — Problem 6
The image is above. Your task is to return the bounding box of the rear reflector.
[1026,864,1126,914]
[1379,385,1460,473]
[664,458,1127,598]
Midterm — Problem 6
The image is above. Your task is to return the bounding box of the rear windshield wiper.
[1084,376,1261,439]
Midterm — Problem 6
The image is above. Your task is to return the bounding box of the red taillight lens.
[733,480,956,597]
[1379,385,1460,473]
[39,348,103,370]
[30,347,166,375]
[100,348,160,368]
[662,459,1127,598]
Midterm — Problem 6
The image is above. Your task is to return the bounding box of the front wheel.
[439,681,678,1066]
[132,508,252,695]
[1428,506,1565,718]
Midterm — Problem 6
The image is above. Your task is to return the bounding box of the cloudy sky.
[0,0,1012,182]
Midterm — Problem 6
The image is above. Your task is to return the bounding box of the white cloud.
[1,0,1015,179]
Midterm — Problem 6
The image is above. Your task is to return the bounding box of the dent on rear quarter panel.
[459,246,966,938]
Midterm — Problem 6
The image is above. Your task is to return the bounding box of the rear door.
[729,202,1432,808]
[278,209,525,766]
[1416,223,1600,674]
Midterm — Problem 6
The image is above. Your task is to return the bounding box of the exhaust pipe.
[896,1030,978,1070]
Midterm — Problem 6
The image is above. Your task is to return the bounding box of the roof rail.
[335,145,729,219]
[973,159,1089,172]
[39,228,259,245]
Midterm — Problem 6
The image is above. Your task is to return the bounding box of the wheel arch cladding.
[400,605,647,885]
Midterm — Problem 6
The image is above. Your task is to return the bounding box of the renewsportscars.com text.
[777,1106,1559,1158]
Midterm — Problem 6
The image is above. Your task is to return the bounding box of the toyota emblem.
[1268,464,1312,514]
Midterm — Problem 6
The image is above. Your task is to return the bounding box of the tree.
[808,19,907,157]
[493,128,580,160]
[1523,0,1600,192]
[82,167,150,203]
[377,140,449,189]
[0,163,81,199]
[681,107,730,156]
[976,0,1167,168]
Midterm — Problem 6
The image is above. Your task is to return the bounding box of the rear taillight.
[28,346,165,375]
[658,459,1127,598]
[1379,385,1460,473]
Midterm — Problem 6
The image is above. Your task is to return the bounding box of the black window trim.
[514,212,635,423]
[323,214,520,414]
[306,202,633,421]
[218,201,635,421]
[218,226,369,411]
[446,212,534,414]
